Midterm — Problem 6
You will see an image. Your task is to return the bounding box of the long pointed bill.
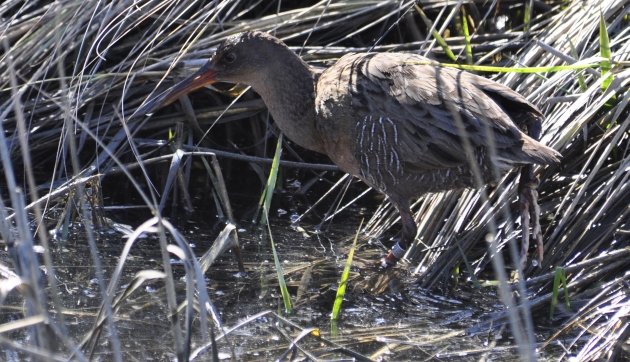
[136,62,217,116]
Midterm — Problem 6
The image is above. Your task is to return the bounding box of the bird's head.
[137,31,287,115]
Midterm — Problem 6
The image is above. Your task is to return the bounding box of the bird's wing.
[344,53,535,171]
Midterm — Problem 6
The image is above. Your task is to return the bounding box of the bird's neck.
[251,56,325,154]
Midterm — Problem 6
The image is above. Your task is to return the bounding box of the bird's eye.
[223,52,236,64]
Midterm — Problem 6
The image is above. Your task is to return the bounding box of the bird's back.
[315,52,559,199]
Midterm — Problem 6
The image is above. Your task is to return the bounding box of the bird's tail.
[520,137,562,165]
[493,137,560,171]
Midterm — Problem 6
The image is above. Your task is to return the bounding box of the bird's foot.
[380,252,398,269]
[379,242,406,269]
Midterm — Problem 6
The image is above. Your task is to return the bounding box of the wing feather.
[351,53,530,171]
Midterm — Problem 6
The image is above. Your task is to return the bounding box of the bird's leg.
[518,165,543,268]
[381,205,417,268]
[518,116,545,268]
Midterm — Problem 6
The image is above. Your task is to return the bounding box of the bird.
[138,31,561,268]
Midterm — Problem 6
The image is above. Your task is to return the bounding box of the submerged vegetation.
[0,0,628,360]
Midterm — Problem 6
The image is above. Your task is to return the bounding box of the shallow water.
[0,211,565,361]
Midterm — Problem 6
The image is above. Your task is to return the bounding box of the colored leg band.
[391,242,406,259]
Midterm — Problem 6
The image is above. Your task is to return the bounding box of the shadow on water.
[0,208,566,361]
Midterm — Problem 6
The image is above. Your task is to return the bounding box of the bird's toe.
[379,251,399,269]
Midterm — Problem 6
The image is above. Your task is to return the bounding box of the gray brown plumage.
[139,31,561,268]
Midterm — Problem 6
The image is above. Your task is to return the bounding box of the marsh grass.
[331,219,361,321]
[1,0,628,360]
